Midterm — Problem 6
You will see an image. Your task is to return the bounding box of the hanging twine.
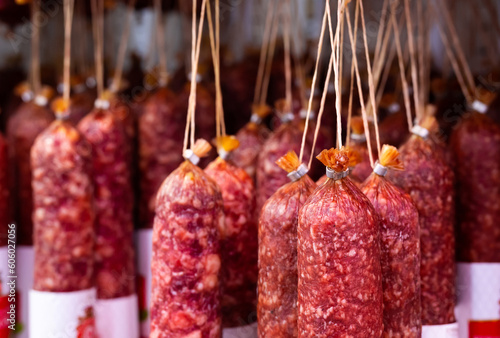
[182,0,208,153]
[31,0,41,96]
[111,0,136,93]
[345,2,374,168]
[391,0,414,132]
[299,3,328,164]
[63,0,75,106]
[253,0,276,106]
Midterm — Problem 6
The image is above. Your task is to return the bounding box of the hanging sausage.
[258,150,316,337]
[6,87,54,246]
[389,116,456,327]
[30,98,96,337]
[150,139,223,337]
[205,136,257,328]
[230,104,271,180]
[361,145,421,337]
[297,147,383,337]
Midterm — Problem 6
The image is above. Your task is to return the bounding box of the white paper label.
[422,322,459,338]
[456,263,500,338]
[29,288,96,338]
[17,245,34,338]
[223,322,258,338]
[136,229,153,337]
[0,246,7,294]
[95,294,139,338]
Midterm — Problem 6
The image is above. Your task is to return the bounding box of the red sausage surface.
[150,159,223,337]
[258,167,316,337]
[31,118,94,292]
[298,149,383,338]
[205,157,257,327]
[361,148,421,337]
[7,101,53,245]
[451,111,500,262]
[138,88,183,228]
[390,123,456,325]
[78,108,135,299]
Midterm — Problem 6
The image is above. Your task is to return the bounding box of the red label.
[0,294,11,337]
[470,320,500,338]
[77,306,96,338]
[137,274,148,322]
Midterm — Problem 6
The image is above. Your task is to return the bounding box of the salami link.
[230,105,271,180]
[297,147,383,338]
[0,132,9,246]
[256,100,312,211]
[205,136,258,327]
[150,140,223,337]
[31,103,94,292]
[258,151,316,337]
[450,110,500,262]
[78,105,135,299]
[7,96,54,245]
[138,87,184,228]
[389,116,456,325]
[361,145,421,337]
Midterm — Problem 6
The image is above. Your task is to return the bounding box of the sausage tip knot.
[185,139,212,165]
[251,104,272,124]
[276,150,302,174]
[377,144,404,172]
[214,136,239,159]
[316,147,360,172]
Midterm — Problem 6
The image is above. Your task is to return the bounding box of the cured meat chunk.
[450,109,500,262]
[258,151,316,337]
[78,106,135,299]
[361,145,421,337]
[31,104,94,292]
[7,97,53,245]
[205,136,258,327]
[297,147,383,338]
[230,105,271,180]
[150,140,223,337]
[138,87,183,228]
[389,116,456,325]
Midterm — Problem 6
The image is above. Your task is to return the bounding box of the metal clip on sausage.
[250,114,262,124]
[183,149,200,166]
[299,108,316,120]
[470,100,488,114]
[350,133,366,142]
[373,161,388,177]
[94,98,110,110]
[34,95,48,107]
[280,112,294,123]
[411,125,429,139]
[218,149,229,160]
[287,163,309,182]
[326,167,350,180]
